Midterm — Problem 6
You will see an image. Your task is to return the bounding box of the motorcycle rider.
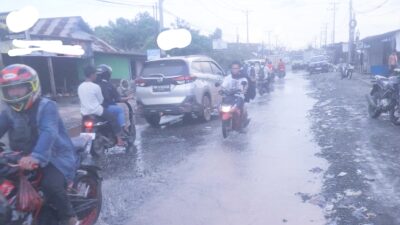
[222,61,249,127]
[95,65,132,135]
[77,65,124,146]
[278,59,286,73]
[0,64,79,225]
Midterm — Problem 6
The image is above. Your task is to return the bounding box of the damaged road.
[308,72,400,225]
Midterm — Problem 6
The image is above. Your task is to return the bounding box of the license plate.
[153,85,171,92]
[315,67,322,70]
[80,133,96,140]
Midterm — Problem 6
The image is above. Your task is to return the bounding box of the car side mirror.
[215,82,221,87]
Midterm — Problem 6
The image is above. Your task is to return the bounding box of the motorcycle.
[81,100,136,157]
[265,65,275,82]
[367,68,400,125]
[219,84,249,138]
[82,79,136,157]
[0,137,102,225]
[257,67,269,95]
[277,67,286,79]
[340,63,354,79]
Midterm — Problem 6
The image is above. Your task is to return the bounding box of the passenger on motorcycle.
[222,61,249,121]
[95,65,132,135]
[0,64,79,225]
[77,66,124,146]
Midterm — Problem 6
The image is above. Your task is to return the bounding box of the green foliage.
[94,15,258,70]
[94,12,159,51]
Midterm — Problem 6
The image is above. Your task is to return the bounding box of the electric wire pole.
[159,0,164,32]
[245,10,250,43]
[332,0,337,44]
[348,0,356,64]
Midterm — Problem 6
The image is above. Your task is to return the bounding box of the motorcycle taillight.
[83,120,94,132]
[0,180,15,197]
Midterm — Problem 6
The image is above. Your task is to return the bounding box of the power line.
[191,0,238,26]
[355,0,390,14]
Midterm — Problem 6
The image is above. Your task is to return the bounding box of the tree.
[94,12,159,51]
[168,18,212,56]
[209,28,222,40]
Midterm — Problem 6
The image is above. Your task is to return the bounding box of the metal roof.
[362,29,400,43]
[0,13,144,56]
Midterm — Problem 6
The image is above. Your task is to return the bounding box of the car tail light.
[135,78,146,87]
[173,76,196,85]
[0,180,15,197]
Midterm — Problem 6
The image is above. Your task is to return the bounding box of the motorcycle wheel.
[390,104,400,125]
[91,137,105,158]
[368,89,382,118]
[348,71,353,80]
[222,120,230,139]
[73,173,102,225]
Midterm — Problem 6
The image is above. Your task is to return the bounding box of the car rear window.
[311,56,326,62]
[141,60,189,77]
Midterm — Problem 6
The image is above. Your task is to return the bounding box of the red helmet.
[0,64,41,112]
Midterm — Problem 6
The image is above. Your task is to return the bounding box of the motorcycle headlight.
[221,105,232,113]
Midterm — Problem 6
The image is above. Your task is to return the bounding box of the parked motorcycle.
[0,138,102,225]
[219,84,249,138]
[367,68,400,125]
[340,63,354,79]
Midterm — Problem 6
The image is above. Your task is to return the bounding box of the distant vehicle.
[135,55,225,127]
[340,63,354,79]
[308,55,330,74]
[291,55,305,70]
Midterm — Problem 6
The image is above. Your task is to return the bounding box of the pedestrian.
[388,51,398,74]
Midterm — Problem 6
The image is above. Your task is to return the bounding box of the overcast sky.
[2,0,400,49]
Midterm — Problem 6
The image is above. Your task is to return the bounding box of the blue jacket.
[0,98,77,181]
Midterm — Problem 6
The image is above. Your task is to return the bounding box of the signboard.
[147,49,161,61]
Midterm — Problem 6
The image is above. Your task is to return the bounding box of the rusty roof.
[0,13,144,55]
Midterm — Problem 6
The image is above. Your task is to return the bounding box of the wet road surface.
[97,72,327,225]
[308,72,400,225]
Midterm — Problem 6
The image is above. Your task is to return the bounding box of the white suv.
[136,55,225,126]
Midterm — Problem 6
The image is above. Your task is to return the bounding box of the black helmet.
[96,64,112,81]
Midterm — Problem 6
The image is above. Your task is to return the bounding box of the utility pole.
[236,27,239,43]
[158,0,164,32]
[245,10,250,43]
[325,23,328,47]
[332,0,337,44]
[348,0,356,64]
[155,2,158,21]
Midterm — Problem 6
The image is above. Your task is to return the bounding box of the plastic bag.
[16,173,43,212]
